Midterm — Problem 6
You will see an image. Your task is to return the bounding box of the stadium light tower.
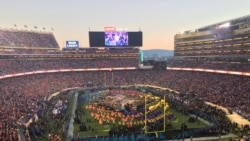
[219,22,230,28]
[179,30,185,34]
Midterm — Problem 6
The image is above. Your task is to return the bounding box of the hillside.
[142,49,174,57]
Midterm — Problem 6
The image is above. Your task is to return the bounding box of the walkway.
[166,133,237,141]
[67,92,79,140]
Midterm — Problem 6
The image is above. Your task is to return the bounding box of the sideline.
[189,114,212,126]
[165,133,237,141]
[67,92,79,140]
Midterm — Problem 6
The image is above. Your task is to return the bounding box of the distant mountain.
[142,49,174,57]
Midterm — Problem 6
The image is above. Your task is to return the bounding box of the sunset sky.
[1,0,250,50]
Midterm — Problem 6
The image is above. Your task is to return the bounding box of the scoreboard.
[66,41,79,48]
[89,27,142,47]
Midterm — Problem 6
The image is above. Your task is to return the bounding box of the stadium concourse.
[0,28,249,141]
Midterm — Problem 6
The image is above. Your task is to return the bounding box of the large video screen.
[89,31,142,47]
[65,41,79,48]
[105,32,128,46]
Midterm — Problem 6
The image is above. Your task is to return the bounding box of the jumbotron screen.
[89,31,142,47]
[105,32,128,46]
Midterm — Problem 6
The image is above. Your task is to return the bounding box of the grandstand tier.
[174,15,250,57]
[0,28,59,49]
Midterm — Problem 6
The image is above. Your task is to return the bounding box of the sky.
[1,0,250,50]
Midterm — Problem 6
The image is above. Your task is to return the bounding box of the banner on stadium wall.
[104,26,116,32]
[66,41,79,48]
[104,26,128,32]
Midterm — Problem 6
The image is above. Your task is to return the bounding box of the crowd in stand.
[0,48,50,55]
[1,26,250,140]
[0,58,138,75]
[168,60,250,72]
[0,57,250,140]
[0,29,59,48]
[0,48,139,55]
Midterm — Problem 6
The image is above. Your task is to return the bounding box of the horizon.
[1,0,250,50]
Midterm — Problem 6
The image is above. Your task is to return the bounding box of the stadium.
[0,15,250,141]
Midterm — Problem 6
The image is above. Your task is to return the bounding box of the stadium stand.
[174,15,250,57]
[0,22,250,140]
[0,45,249,139]
[168,60,250,72]
[0,58,139,76]
[1,70,250,138]
[0,28,59,49]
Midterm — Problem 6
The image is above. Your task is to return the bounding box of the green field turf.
[168,108,208,129]
[73,99,208,138]
[73,102,114,138]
